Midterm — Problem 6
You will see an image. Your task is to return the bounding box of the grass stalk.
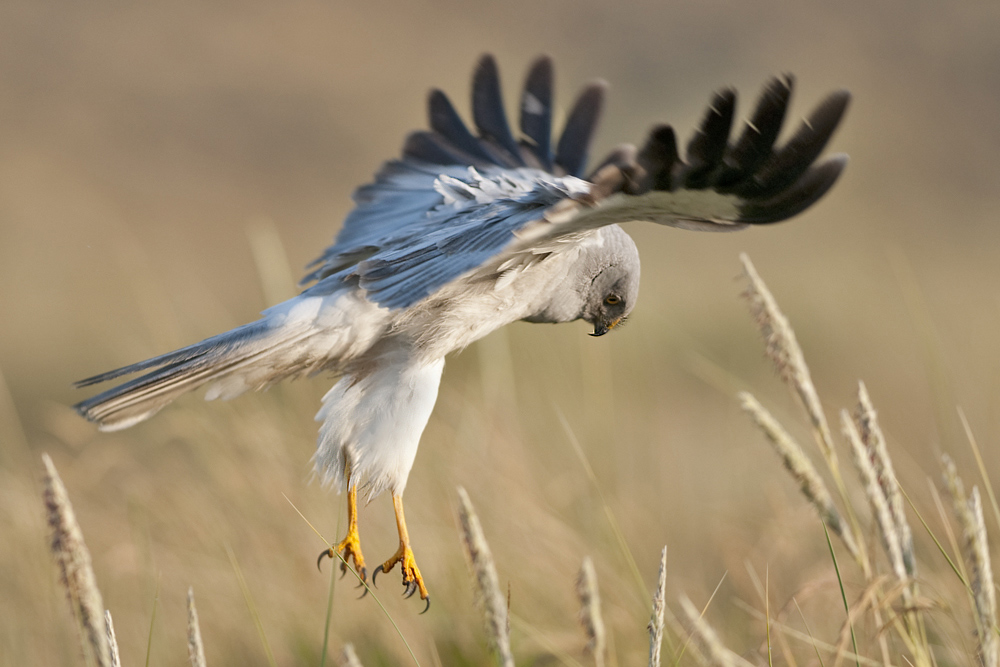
[823,524,860,667]
[42,453,111,667]
[225,544,278,667]
[558,411,649,609]
[456,487,514,667]
[282,494,421,667]
[144,575,160,667]
[678,594,752,667]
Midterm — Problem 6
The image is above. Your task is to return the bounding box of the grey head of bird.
[522,224,640,336]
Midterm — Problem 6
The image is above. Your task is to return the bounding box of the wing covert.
[301,56,850,311]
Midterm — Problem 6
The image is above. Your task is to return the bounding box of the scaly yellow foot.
[317,482,367,587]
[372,494,430,613]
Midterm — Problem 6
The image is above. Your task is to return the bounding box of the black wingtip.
[636,124,679,192]
[738,153,848,224]
[555,80,607,177]
[683,88,736,188]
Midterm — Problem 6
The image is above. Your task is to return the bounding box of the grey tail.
[74,318,310,431]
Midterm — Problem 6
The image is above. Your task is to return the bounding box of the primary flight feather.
[75,54,849,608]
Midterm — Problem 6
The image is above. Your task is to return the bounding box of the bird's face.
[584,265,639,337]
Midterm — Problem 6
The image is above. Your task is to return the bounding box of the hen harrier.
[75,55,849,610]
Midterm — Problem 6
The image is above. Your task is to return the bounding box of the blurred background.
[2,0,1000,664]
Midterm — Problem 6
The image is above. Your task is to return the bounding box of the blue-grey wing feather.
[301,55,851,312]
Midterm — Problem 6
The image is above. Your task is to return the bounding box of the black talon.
[358,584,370,600]
[372,564,384,587]
[404,581,418,599]
[317,548,332,572]
[339,561,348,578]
[420,597,431,614]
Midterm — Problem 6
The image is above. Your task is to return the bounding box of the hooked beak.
[589,317,622,337]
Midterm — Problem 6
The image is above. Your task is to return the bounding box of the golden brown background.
[2,1,1000,664]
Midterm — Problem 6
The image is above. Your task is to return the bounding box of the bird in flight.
[75,54,849,612]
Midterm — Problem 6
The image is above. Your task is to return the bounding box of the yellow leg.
[373,494,430,612]
[317,463,366,583]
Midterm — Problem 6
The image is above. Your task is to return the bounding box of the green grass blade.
[824,524,860,667]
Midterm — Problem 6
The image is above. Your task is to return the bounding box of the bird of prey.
[75,54,849,611]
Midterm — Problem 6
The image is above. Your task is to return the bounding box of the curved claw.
[317,548,332,572]
[357,584,370,600]
[372,564,384,588]
[420,597,431,614]
[403,581,418,599]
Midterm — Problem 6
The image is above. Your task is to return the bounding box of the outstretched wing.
[302,55,849,310]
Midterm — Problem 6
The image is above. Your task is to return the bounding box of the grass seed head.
[843,411,907,584]
[340,643,363,667]
[855,381,915,576]
[187,587,208,667]
[576,556,606,667]
[739,392,858,560]
[41,453,111,667]
[105,611,120,667]
[457,486,514,667]
[968,488,998,667]
[740,253,837,467]
[648,547,667,667]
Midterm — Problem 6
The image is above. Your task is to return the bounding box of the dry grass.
[5,3,1000,665]
[36,254,1000,666]
[739,256,998,667]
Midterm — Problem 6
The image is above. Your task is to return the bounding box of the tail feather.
[75,313,320,431]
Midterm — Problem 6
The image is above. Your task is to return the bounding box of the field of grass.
[3,1,1000,665]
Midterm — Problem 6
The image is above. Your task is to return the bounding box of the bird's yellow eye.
[605,295,620,305]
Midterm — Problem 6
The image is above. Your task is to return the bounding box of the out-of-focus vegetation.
[3,1,1000,664]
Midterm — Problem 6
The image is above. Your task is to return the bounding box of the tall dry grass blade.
[42,453,112,667]
[958,408,1000,537]
[340,643,363,667]
[648,547,667,667]
[577,557,606,667]
[967,489,998,667]
[739,254,836,465]
[246,217,298,306]
[843,411,907,584]
[105,610,121,667]
[225,544,277,667]
[557,411,649,608]
[456,487,514,667]
[856,382,915,576]
[678,595,753,667]
[740,392,859,560]
[187,587,207,667]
